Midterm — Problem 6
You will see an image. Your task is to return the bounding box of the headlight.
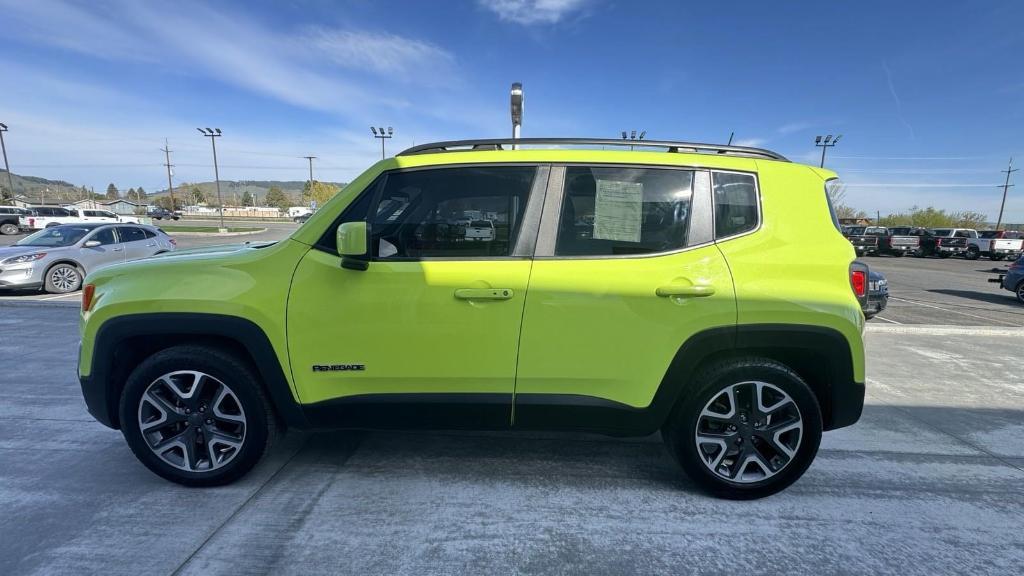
[2,252,47,264]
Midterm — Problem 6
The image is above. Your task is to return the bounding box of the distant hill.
[1,169,346,206]
[153,180,347,205]
[0,169,83,203]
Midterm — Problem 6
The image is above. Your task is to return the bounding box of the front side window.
[555,166,693,256]
[90,228,117,245]
[714,171,758,238]
[369,166,535,259]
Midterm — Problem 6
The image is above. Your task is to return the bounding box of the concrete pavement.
[1,305,1022,575]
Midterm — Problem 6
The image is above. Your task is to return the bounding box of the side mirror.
[84,240,101,248]
[336,221,369,271]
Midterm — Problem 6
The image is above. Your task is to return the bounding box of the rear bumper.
[828,379,865,430]
[78,374,118,429]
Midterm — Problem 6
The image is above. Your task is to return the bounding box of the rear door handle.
[656,284,715,298]
[454,288,514,300]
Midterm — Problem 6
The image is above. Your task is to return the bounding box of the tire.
[938,252,951,259]
[663,357,822,499]
[965,246,980,260]
[913,249,925,258]
[891,251,904,258]
[1016,281,1024,305]
[118,345,276,487]
[0,222,19,235]
[991,253,1006,261]
[44,263,83,293]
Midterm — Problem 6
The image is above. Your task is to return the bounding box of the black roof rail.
[397,137,789,162]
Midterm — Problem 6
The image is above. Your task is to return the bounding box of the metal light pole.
[0,123,14,204]
[621,130,646,151]
[995,158,1017,231]
[197,128,225,231]
[510,82,523,149]
[371,126,393,160]
[815,134,842,168]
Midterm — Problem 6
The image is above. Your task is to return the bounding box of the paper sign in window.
[593,180,642,242]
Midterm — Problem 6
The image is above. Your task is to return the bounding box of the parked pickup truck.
[0,206,30,235]
[844,226,919,257]
[915,228,969,258]
[966,230,1024,261]
[19,206,139,231]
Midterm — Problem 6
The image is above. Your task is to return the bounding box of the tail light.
[29,217,35,228]
[850,262,869,307]
[169,238,177,246]
[82,284,96,312]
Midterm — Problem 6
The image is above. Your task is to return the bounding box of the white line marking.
[39,293,81,301]
[889,296,1020,327]
[872,316,902,324]
[866,324,1024,336]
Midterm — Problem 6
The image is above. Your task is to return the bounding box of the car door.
[513,165,736,429]
[287,165,545,428]
[116,226,152,260]
[79,226,125,271]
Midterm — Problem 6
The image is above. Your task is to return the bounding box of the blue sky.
[0,0,1022,220]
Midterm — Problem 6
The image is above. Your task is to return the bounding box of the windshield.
[847,226,866,234]
[16,226,92,247]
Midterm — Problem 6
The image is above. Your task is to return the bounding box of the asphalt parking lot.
[1,304,1023,575]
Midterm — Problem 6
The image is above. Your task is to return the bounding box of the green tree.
[188,186,206,205]
[105,183,119,200]
[127,187,136,201]
[952,210,988,229]
[265,186,290,213]
[135,187,146,200]
[303,181,341,207]
[241,190,254,206]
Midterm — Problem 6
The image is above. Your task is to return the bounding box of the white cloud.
[777,122,810,135]
[308,29,454,77]
[479,0,590,25]
[732,138,766,148]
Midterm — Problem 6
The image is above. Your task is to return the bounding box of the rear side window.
[555,166,693,256]
[369,166,535,259]
[117,226,146,242]
[713,172,758,238]
[142,228,157,239]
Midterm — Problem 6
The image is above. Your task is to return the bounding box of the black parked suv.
[148,207,181,220]
[0,206,29,235]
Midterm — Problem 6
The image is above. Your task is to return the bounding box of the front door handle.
[656,284,715,298]
[113,248,124,252]
[454,288,514,300]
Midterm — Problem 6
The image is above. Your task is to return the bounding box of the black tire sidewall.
[118,348,270,486]
[666,360,823,499]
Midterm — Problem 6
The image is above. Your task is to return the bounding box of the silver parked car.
[0,223,176,294]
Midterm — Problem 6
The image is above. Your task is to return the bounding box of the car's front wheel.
[44,263,82,293]
[119,346,275,486]
[663,358,822,499]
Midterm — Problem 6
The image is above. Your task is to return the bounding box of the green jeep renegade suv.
[77,138,866,499]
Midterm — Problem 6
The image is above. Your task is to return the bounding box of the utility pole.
[996,157,1017,231]
[303,155,316,187]
[197,128,225,231]
[161,139,176,211]
[814,134,842,168]
[0,123,13,204]
[371,126,393,160]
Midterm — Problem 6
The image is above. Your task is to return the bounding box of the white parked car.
[464,220,496,241]
[19,207,139,231]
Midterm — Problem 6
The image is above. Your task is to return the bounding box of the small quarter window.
[713,172,758,238]
[555,166,693,256]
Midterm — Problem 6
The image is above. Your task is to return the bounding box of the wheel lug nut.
[206,418,213,425]
[185,408,191,414]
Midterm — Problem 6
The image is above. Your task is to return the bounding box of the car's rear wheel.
[1016,281,1024,305]
[44,263,82,293]
[663,358,822,499]
[991,253,1006,261]
[119,345,275,486]
[965,246,980,260]
[0,222,19,235]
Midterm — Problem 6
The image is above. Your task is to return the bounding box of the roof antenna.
[727,132,734,145]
